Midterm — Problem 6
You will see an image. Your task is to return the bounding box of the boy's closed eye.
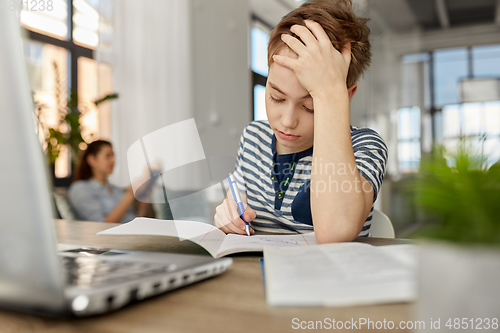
[303,105,314,113]
[269,94,314,113]
[269,95,285,104]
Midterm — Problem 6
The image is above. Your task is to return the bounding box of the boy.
[214,0,387,243]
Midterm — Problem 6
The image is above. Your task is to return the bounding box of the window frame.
[22,0,95,187]
[400,44,500,172]
[23,1,94,97]
[250,14,272,120]
[397,106,422,173]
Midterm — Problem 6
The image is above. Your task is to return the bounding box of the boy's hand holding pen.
[214,175,256,235]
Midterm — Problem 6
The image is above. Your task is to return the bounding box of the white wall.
[106,0,193,187]
[107,0,251,188]
[190,0,251,167]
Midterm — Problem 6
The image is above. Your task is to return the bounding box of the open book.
[263,242,418,306]
[97,217,317,258]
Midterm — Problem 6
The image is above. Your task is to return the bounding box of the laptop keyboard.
[62,256,171,287]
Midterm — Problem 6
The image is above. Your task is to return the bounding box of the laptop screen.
[0,9,67,313]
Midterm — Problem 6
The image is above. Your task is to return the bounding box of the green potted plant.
[410,139,500,330]
[34,61,118,175]
[412,138,500,244]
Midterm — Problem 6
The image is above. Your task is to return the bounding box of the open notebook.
[98,218,317,258]
[263,242,418,306]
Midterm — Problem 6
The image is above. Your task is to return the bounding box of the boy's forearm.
[310,89,369,243]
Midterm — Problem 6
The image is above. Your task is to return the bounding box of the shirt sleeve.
[68,181,106,222]
[352,128,388,202]
[233,125,248,194]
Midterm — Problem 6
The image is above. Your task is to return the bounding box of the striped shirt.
[234,121,388,236]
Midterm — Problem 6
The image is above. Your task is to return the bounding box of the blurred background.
[21,0,500,236]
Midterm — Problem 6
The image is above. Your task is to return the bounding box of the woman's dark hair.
[73,140,112,181]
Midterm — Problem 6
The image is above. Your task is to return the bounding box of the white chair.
[53,191,76,220]
[369,209,395,238]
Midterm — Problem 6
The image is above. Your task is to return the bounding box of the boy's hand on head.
[214,193,256,235]
[272,20,352,99]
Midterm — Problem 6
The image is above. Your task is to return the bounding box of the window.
[442,102,500,167]
[397,107,421,173]
[253,84,267,121]
[433,48,469,109]
[21,0,113,185]
[251,18,271,121]
[20,0,69,40]
[251,24,269,78]
[472,45,500,78]
[401,44,500,171]
[25,40,71,178]
[73,0,100,48]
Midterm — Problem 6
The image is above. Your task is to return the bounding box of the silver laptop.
[0,10,232,317]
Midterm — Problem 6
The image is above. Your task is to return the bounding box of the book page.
[97,217,226,257]
[379,244,418,268]
[264,243,417,306]
[217,232,317,257]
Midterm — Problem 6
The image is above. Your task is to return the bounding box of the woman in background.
[68,140,149,223]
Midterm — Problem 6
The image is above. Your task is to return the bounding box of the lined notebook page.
[98,218,319,257]
[172,220,226,257]
[217,232,317,257]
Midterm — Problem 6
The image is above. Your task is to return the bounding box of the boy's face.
[266,48,315,155]
[266,47,357,155]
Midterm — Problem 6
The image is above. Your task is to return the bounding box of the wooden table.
[0,220,415,333]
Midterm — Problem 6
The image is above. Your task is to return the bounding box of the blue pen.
[228,174,251,236]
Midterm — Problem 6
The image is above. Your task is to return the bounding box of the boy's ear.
[347,84,357,102]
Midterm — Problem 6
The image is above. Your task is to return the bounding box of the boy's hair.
[267,0,371,88]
